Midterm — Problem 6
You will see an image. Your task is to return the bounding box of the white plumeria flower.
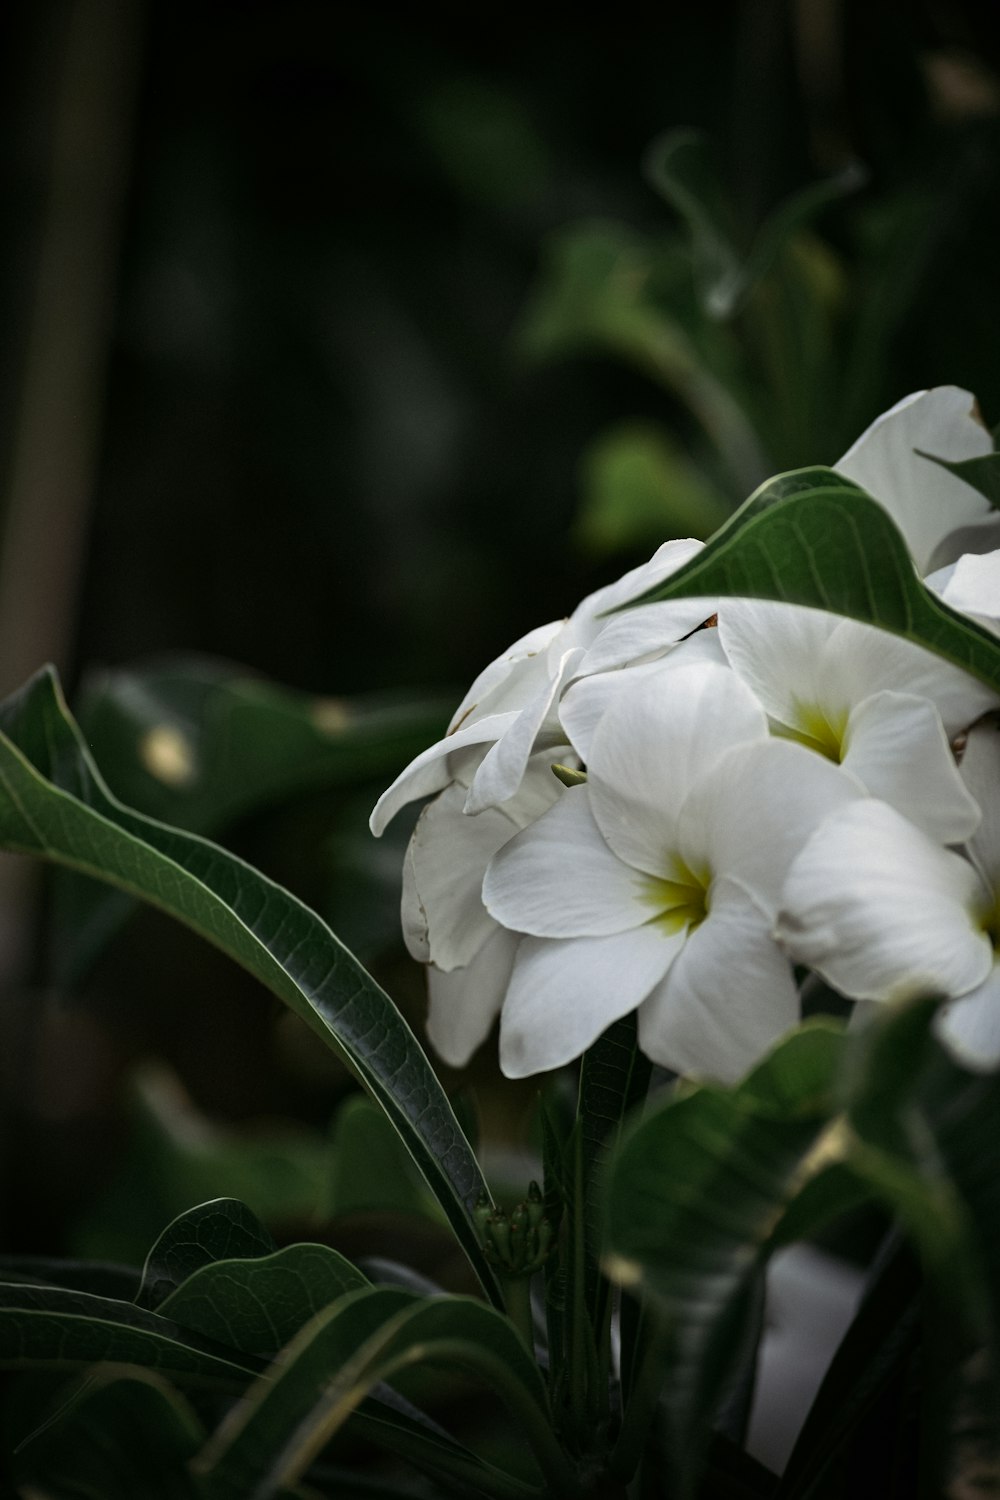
[482,662,859,1082]
[835,386,998,574]
[370,538,711,834]
[926,549,1000,637]
[776,718,1000,1068]
[717,598,994,843]
[402,748,573,1068]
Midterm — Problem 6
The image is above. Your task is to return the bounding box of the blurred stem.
[0,0,143,698]
[501,1271,535,1357]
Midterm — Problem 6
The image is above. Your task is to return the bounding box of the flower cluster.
[372,387,1000,1081]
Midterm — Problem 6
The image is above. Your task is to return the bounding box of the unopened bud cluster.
[474,1181,554,1277]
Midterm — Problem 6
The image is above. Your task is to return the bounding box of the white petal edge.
[425,926,520,1068]
[370,711,517,835]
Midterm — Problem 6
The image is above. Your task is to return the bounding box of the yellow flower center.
[640,856,710,935]
[777,700,850,763]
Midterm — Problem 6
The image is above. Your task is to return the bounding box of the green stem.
[502,1272,536,1357]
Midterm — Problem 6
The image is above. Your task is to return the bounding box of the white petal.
[559,632,728,764]
[679,739,861,914]
[587,662,768,875]
[960,718,1000,893]
[823,616,998,736]
[499,923,683,1077]
[571,538,705,630]
[405,784,515,971]
[425,926,519,1068]
[935,962,1000,1069]
[719,599,838,728]
[776,801,992,1001]
[575,599,718,677]
[483,788,645,937]
[464,648,585,814]
[370,711,517,835]
[936,550,1000,634]
[447,620,564,733]
[842,692,981,844]
[637,877,799,1081]
[835,387,993,573]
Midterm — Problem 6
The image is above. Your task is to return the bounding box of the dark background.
[2,0,1000,1260]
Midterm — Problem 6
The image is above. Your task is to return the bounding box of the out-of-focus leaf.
[12,1370,206,1500]
[328,1094,444,1224]
[518,222,768,492]
[136,1199,276,1312]
[159,1244,368,1357]
[621,466,1000,691]
[604,1024,843,1495]
[576,421,732,554]
[53,656,451,983]
[196,1287,565,1500]
[643,129,864,320]
[0,669,501,1308]
[73,1067,331,1265]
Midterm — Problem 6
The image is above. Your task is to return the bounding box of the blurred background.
[1,0,999,1267]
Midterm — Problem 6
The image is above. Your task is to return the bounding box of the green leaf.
[159,1244,369,1356]
[576,421,732,554]
[604,1023,844,1494]
[328,1094,444,1224]
[0,1281,257,1386]
[196,1287,568,1500]
[137,1199,276,1311]
[12,1370,206,1500]
[0,1255,140,1300]
[578,1014,651,1327]
[0,668,501,1308]
[917,448,1000,509]
[619,466,1000,692]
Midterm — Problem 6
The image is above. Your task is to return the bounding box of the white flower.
[716,598,994,843]
[776,718,1000,1067]
[926,549,1000,637]
[482,662,859,1081]
[370,538,710,834]
[834,386,998,574]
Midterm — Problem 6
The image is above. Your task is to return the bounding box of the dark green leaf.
[12,1370,206,1500]
[619,467,1000,691]
[917,449,1000,510]
[0,668,501,1308]
[196,1287,561,1500]
[159,1244,369,1356]
[0,1281,257,1386]
[0,1255,140,1300]
[604,1024,844,1495]
[137,1199,276,1311]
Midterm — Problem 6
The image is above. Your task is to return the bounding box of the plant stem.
[502,1272,536,1357]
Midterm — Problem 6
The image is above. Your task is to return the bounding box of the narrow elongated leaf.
[51,658,452,983]
[578,1015,651,1326]
[0,1255,140,1300]
[137,1199,276,1311]
[197,1287,568,1500]
[619,467,1000,691]
[0,669,501,1307]
[159,1244,368,1356]
[0,1282,257,1386]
